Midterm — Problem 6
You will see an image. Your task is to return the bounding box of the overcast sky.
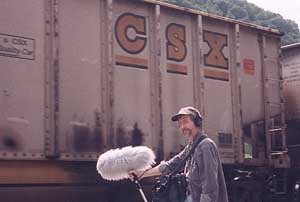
[247,0,300,27]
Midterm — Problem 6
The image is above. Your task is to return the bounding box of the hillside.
[163,0,300,45]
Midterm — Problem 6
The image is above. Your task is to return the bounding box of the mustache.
[182,128,192,133]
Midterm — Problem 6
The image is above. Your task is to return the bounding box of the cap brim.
[171,113,185,121]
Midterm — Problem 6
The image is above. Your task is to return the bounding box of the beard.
[182,128,193,138]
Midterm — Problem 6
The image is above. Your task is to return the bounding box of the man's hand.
[129,165,162,181]
[128,170,145,181]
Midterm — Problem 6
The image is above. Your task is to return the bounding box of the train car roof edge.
[143,0,284,36]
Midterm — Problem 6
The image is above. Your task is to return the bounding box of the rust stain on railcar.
[116,120,144,147]
[71,111,104,152]
[116,119,128,147]
[0,125,24,151]
[131,123,144,146]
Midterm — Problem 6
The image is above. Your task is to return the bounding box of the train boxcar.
[282,43,300,183]
[0,0,290,201]
[282,42,300,122]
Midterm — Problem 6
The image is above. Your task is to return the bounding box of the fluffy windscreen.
[96,146,156,181]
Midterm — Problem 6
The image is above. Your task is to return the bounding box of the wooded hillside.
[163,0,300,45]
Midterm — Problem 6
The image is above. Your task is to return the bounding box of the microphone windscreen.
[96,146,156,181]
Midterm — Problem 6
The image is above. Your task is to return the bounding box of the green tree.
[163,0,300,45]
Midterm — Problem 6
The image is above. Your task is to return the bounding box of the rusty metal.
[230,24,243,164]
[60,153,98,161]
[197,15,206,120]
[0,1,290,201]
[149,5,164,159]
[0,152,45,160]
[107,0,115,147]
[0,0,48,160]
[44,0,59,158]
[191,15,202,111]
[148,4,162,158]
[100,0,109,150]
[260,34,288,166]
[154,4,164,160]
[0,0,284,164]
[260,34,272,161]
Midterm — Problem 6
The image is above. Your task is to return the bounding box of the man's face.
[178,115,198,140]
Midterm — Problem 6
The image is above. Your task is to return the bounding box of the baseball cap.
[171,106,202,121]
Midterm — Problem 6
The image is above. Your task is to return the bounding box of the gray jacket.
[159,133,228,202]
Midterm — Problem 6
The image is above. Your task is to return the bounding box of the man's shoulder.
[197,137,217,150]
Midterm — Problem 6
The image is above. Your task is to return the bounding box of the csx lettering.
[115,13,147,54]
[203,30,228,69]
[22,49,33,55]
[166,23,187,62]
[12,38,27,46]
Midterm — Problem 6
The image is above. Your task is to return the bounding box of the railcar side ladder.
[261,36,288,164]
[261,35,289,197]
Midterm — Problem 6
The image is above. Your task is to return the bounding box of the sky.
[247,0,300,27]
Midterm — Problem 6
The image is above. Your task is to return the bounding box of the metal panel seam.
[44,0,59,158]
